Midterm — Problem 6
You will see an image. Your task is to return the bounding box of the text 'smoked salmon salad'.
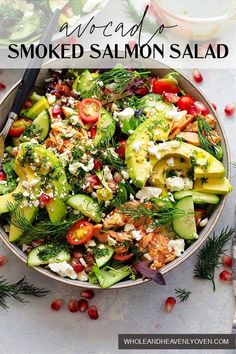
[0,67,232,287]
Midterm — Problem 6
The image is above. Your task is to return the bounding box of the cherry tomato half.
[8,118,31,137]
[66,220,94,245]
[78,98,102,124]
[0,172,6,181]
[113,253,134,261]
[152,79,180,94]
[115,140,126,160]
[177,96,195,112]
[195,208,207,226]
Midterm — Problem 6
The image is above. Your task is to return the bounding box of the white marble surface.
[0,69,235,354]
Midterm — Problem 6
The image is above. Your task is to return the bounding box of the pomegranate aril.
[0,82,6,90]
[219,269,232,282]
[212,102,217,111]
[193,101,209,116]
[78,299,89,312]
[164,297,176,312]
[0,172,7,181]
[222,255,233,268]
[0,255,7,266]
[39,193,52,206]
[94,158,102,170]
[52,104,62,118]
[193,69,203,83]
[80,289,95,300]
[24,100,32,108]
[224,103,235,117]
[68,299,79,313]
[163,92,179,104]
[88,305,99,320]
[51,299,64,311]
[72,262,84,273]
[31,239,45,248]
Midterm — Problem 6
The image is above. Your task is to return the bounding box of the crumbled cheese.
[0,180,7,185]
[124,223,135,232]
[77,270,88,281]
[157,142,169,151]
[107,236,117,246]
[108,148,119,159]
[48,262,78,280]
[82,0,104,13]
[170,140,181,148]
[115,107,134,121]
[136,187,162,201]
[168,239,185,257]
[85,239,96,248]
[183,178,193,190]
[132,141,143,152]
[46,93,56,105]
[103,166,113,181]
[69,158,94,174]
[143,253,152,261]
[22,244,29,252]
[148,142,161,160]
[128,130,134,135]
[121,170,129,179]
[199,218,209,227]
[79,258,87,268]
[131,230,143,241]
[166,177,193,192]
[167,157,175,167]
[166,110,187,121]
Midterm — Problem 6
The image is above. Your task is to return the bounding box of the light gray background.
[0,69,235,354]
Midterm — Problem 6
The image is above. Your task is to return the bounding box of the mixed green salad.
[0,67,232,288]
[0,0,107,45]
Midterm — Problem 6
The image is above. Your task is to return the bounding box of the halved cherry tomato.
[113,253,133,261]
[8,118,31,137]
[152,79,180,94]
[24,100,32,108]
[195,208,207,226]
[177,96,195,112]
[66,220,94,245]
[134,86,149,96]
[0,172,6,181]
[78,98,102,124]
[115,140,126,159]
[115,245,129,254]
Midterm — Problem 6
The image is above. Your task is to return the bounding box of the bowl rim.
[0,65,231,289]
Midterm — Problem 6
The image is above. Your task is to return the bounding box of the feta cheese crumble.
[166,110,187,121]
[199,218,209,227]
[166,177,193,192]
[136,187,162,201]
[168,239,185,257]
[131,229,143,241]
[115,107,135,121]
[48,262,78,280]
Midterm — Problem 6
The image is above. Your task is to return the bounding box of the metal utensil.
[231,215,236,333]
[0,8,61,162]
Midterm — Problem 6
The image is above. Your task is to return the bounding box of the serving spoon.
[0,8,61,162]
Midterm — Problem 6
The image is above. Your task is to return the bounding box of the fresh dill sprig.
[119,200,195,227]
[37,244,68,262]
[82,68,150,99]
[7,202,80,243]
[0,276,48,310]
[197,116,222,160]
[174,288,191,303]
[194,226,235,291]
[232,162,236,168]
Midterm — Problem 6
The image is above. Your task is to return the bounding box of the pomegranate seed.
[0,255,7,266]
[39,193,52,206]
[72,261,84,273]
[0,82,6,90]
[134,87,149,96]
[51,299,64,311]
[90,125,97,139]
[219,269,232,282]
[222,255,233,268]
[193,69,203,83]
[87,175,101,187]
[113,172,122,183]
[24,100,32,108]
[0,172,6,181]
[211,102,217,110]
[72,250,83,259]
[88,305,99,319]
[31,239,45,248]
[78,299,89,312]
[193,101,209,116]
[164,297,176,312]
[52,104,62,118]
[115,140,126,159]
[163,92,179,104]
[94,158,102,170]
[80,289,95,300]
[68,299,80,313]
[12,148,18,157]
[224,103,235,117]
[108,179,118,191]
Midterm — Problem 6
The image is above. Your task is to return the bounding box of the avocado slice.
[194,177,232,195]
[24,97,49,120]
[94,108,116,147]
[20,110,50,143]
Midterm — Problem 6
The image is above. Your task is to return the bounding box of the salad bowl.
[0,56,231,289]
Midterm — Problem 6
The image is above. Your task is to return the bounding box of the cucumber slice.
[10,15,40,42]
[172,196,197,240]
[24,97,49,120]
[95,246,114,268]
[78,70,96,94]
[94,108,116,147]
[67,194,102,222]
[174,190,220,205]
[27,245,70,267]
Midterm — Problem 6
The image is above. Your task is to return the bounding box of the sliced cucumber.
[24,97,49,120]
[94,108,116,147]
[174,190,220,205]
[95,246,114,268]
[78,70,97,95]
[10,15,40,42]
[27,245,70,267]
[67,194,102,222]
[172,196,197,240]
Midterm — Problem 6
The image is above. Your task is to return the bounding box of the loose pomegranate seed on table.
[219,270,232,282]
[80,289,95,300]
[0,255,7,266]
[51,299,64,311]
[68,299,80,313]
[164,297,176,313]
[222,255,233,268]
[0,82,6,90]
[88,305,99,320]
[193,69,203,83]
[211,102,217,110]
[224,103,235,116]
[78,299,89,312]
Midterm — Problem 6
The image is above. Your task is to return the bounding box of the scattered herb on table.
[194,226,235,291]
[175,288,191,303]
